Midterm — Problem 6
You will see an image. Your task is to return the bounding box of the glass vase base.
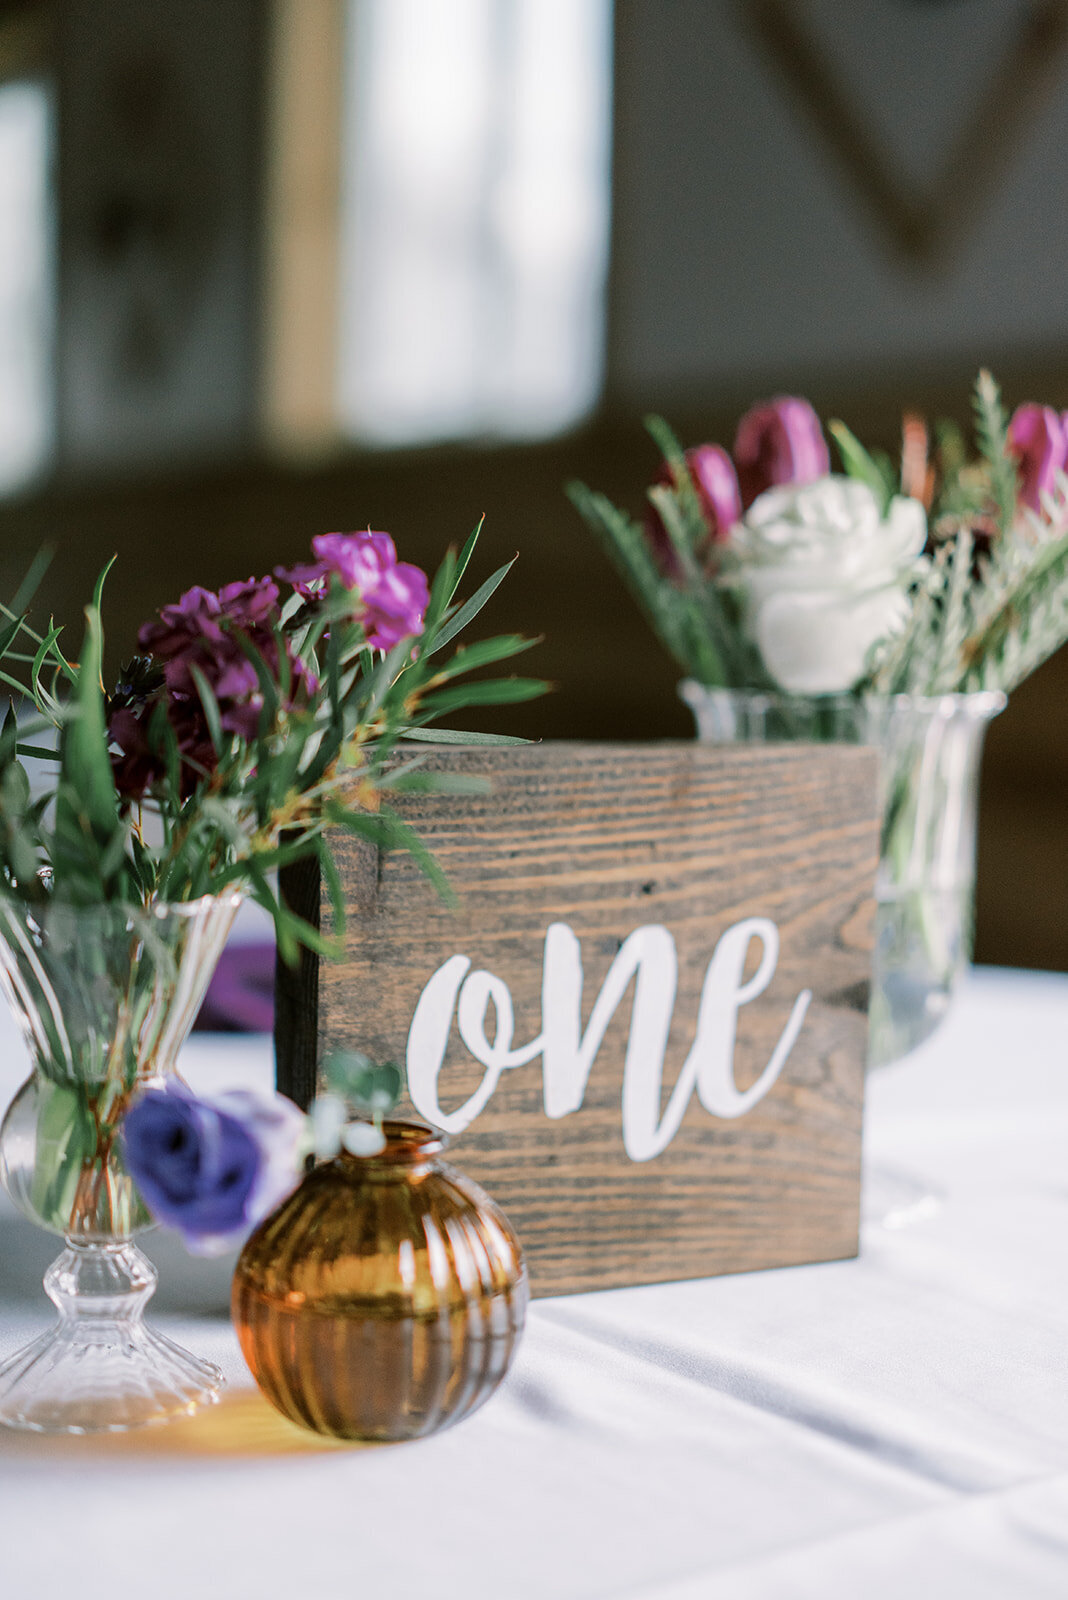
[0,1241,223,1434]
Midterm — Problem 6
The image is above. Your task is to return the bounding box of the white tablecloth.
[1,968,1066,1600]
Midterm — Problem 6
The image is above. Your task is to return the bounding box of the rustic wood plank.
[276,742,879,1297]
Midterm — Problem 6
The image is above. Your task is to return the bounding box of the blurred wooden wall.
[0,0,1065,969]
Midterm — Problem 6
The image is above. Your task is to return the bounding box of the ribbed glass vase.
[0,892,240,1432]
[232,1123,527,1441]
[679,684,1006,1067]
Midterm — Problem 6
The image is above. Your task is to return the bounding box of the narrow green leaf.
[644,414,688,476]
[567,481,699,677]
[31,623,66,702]
[316,835,347,943]
[418,676,546,718]
[829,420,895,513]
[421,633,539,684]
[0,615,24,663]
[385,771,493,796]
[189,663,225,756]
[425,558,517,656]
[60,603,119,839]
[422,549,457,641]
[447,518,484,604]
[14,743,60,761]
[645,484,707,588]
[397,726,534,745]
[0,698,17,764]
[10,545,54,617]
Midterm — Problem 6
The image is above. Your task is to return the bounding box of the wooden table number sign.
[276,742,879,1297]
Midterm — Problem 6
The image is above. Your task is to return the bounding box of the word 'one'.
[406,918,811,1162]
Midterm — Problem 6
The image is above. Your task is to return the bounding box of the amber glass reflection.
[232,1123,527,1442]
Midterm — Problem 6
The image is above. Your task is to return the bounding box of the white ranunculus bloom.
[729,475,927,694]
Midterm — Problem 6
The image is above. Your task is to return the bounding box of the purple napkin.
[194,941,275,1033]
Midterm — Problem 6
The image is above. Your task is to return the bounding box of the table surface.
[1,967,1066,1600]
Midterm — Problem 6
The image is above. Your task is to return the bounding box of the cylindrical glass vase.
[0,892,240,1432]
[679,684,1006,1067]
[232,1123,528,1442]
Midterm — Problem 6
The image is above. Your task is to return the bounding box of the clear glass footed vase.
[680,684,1006,1068]
[0,892,240,1432]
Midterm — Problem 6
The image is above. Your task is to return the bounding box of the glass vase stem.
[0,1240,222,1433]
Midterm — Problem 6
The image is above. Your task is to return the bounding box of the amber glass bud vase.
[232,1122,527,1442]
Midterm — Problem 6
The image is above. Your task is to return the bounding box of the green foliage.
[324,1050,402,1123]
[870,373,1068,696]
[973,369,1019,536]
[566,419,764,689]
[828,420,895,514]
[0,527,544,955]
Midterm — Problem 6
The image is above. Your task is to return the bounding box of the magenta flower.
[733,397,830,510]
[137,586,225,655]
[687,445,743,541]
[360,556,432,648]
[1008,404,1066,512]
[646,445,742,577]
[278,531,430,649]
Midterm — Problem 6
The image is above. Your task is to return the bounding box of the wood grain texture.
[276,742,879,1297]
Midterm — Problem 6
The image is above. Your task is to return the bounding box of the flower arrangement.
[0,524,540,1238]
[0,524,540,946]
[567,372,1068,700]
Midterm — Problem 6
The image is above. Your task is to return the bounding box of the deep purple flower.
[143,577,282,700]
[277,531,430,648]
[108,695,218,800]
[733,397,830,510]
[122,1082,305,1255]
[1008,404,1066,513]
[111,575,306,797]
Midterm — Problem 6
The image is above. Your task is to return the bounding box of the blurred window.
[0,78,52,492]
[337,0,612,446]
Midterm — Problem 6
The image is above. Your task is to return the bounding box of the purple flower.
[687,445,743,541]
[217,576,282,628]
[1008,404,1066,512]
[108,699,217,800]
[122,1082,306,1255]
[361,556,432,649]
[140,577,283,700]
[111,575,307,797]
[137,587,225,655]
[277,531,430,648]
[733,397,830,510]
[646,444,742,577]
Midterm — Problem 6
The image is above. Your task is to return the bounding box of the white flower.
[309,1091,348,1160]
[729,475,927,694]
[341,1120,387,1157]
